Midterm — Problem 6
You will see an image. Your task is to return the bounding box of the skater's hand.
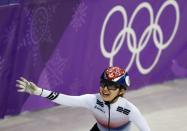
[16,77,42,96]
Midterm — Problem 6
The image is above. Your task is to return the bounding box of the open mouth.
[102,92,110,97]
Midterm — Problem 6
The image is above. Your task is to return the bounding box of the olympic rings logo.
[100,0,180,74]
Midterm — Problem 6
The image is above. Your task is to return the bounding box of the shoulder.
[118,97,139,111]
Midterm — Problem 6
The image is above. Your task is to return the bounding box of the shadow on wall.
[0,0,81,118]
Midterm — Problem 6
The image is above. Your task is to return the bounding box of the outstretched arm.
[16,77,95,108]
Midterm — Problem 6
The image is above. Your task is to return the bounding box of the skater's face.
[99,81,124,103]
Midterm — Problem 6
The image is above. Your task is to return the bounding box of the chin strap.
[105,89,122,104]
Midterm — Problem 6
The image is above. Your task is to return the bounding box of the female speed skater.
[16,66,151,131]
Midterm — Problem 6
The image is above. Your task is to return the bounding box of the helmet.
[100,66,130,90]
